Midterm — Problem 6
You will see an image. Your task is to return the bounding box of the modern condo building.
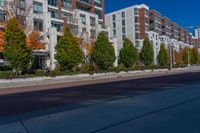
[0,0,116,69]
[105,4,194,64]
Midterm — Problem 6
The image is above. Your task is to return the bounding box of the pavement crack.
[90,96,200,133]
[20,121,30,133]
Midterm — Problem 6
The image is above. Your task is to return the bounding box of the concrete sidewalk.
[1,82,200,133]
[0,67,198,89]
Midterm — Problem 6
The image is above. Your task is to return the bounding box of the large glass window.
[48,0,58,7]
[48,8,59,18]
[122,11,125,18]
[51,21,64,32]
[122,19,125,26]
[90,17,96,26]
[0,0,5,6]
[33,1,43,14]
[135,25,139,31]
[122,27,126,34]
[94,10,102,19]
[94,0,102,7]
[34,19,43,31]
[61,0,72,9]
[113,22,116,28]
[135,16,139,23]
[80,14,86,24]
[112,14,116,21]
[134,8,139,15]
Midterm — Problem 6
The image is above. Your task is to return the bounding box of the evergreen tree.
[91,32,116,70]
[3,18,32,74]
[139,38,154,67]
[157,44,169,66]
[183,47,189,64]
[190,48,199,64]
[119,38,138,68]
[55,27,83,71]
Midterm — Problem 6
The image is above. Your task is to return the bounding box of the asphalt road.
[0,71,200,124]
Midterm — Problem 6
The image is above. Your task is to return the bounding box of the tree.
[175,51,183,65]
[190,48,199,64]
[183,47,189,64]
[91,32,116,70]
[1,0,33,32]
[157,44,169,66]
[27,30,45,50]
[55,27,83,71]
[3,18,32,74]
[119,38,137,68]
[0,30,4,52]
[139,38,154,67]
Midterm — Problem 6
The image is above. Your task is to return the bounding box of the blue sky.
[105,0,200,32]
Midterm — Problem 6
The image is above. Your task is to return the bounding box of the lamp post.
[169,40,173,71]
[188,47,190,67]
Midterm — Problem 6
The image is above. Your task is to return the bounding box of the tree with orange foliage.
[0,30,4,52]
[175,51,183,65]
[27,31,45,50]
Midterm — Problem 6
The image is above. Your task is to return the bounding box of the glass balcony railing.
[78,0,91,4]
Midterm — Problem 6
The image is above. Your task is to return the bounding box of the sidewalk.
[0,67,199,89]
[0,79,200,133]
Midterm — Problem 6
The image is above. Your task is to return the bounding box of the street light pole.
[169,44,173,70]
[188,47,190,67]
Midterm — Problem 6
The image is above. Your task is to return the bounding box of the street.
[0,71,200,132]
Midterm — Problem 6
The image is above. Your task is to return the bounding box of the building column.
[49,27,58,70]
[58,0,62,19]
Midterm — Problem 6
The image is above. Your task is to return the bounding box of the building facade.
[0,0,118,69]
[105,4,194,65]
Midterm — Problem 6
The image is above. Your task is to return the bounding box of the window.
[33,1,43,14]
[122,11,125,18]
[0,10,7,22]
[80,14,86,24]
[48,8,58,18]
[0,0,5,6]
[34,19,43,31]
[135,41,140,48]
[122,19,125,26]
[122,35,126,41]
[48,0,58,7]
[51,21,64,32]
[145,17,148,24]
[113,22,116,28]
[94,0,102,7]
[144,9,149,16]
[135,25,139,31]
[135,33,140,39]
[61,0,72,9]
[135,16,139,23]
[94,10,102,19]
[113,29,116,37]
[90,17,96,26]
[134,8,139,15]
[122,27,126,34]
[145,25,149,31]
[112,14,116,21]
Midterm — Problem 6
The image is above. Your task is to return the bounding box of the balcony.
[77,0,92,10]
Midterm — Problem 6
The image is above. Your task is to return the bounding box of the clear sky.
[105,0,200,32]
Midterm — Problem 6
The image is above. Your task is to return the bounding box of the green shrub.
[0,71,16,79]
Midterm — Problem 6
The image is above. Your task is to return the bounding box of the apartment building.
[105,4,194,65]
[194,26,200,48]
[0,0,117,69]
